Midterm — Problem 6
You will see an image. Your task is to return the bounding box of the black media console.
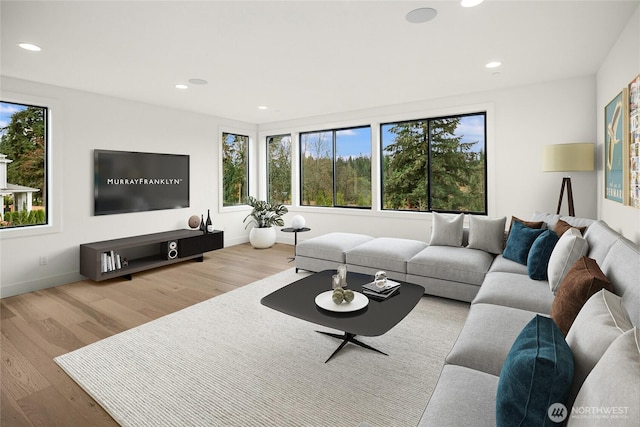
[80,229,224,281]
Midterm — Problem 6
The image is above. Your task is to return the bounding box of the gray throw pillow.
[565,289,633,407]
[429,212,464,247]
[568,327,639,426]
[466,215,506,254]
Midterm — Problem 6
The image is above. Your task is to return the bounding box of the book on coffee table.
[362,280,401,300]
[362,279,401,293]
[362,286,400,301]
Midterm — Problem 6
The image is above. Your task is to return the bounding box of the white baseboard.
[1,271,85,299]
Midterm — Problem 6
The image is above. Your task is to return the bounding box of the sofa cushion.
[345,237,427,273]
[550,257,613,336]
[472,272,554,314]
[527,229,559,280]
[558,215,594,229]
[600,238,640,327]
[548,227,589,294]
[507,215,544,235]
[568,328,639,427]
[295,232,373,263]
[531,211,561,229]
[407,246,494,286]
[446,303,538,376]
[487,254,528,274]
[419,365,498,427]
[582,220,620,266]
[554,219,587,237]
[466,215,506,255]
[429,212,464,247]
[503,220,545,265]
[496,315,573,427]
[565,289,633,406]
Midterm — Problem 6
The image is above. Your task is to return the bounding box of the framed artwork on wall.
[628,74,640,208]
[604,89,628,204]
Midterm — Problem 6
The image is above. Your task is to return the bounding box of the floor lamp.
[542,143,594,217]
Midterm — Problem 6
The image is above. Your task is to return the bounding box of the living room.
[1,0,638,298]
[1,0,639,425]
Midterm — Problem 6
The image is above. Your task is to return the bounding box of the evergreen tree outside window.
[381,113,486,214]
[267,134,292,205]
[222,132,249,207]
[300,126,371,208]
[0,101,48,229]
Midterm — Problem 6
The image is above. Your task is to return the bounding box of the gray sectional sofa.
[295,213,640,426]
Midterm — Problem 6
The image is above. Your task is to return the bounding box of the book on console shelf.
[101,250,123,273]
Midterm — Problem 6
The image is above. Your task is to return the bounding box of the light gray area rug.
[55,269,469,427]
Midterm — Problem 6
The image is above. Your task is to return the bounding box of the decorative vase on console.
[243,196,288,249]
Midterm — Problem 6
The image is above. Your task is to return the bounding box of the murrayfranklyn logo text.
[106,178,184,185]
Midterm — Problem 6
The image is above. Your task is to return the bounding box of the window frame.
[0,97,54,236]
[266,133,292,205]
[219,129,251,210]
[299,125,372,209]
[380,111,487,215]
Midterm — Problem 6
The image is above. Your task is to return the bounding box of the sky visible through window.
[334,115,485,158]
[382,114,486,153]
[0,102,27,135]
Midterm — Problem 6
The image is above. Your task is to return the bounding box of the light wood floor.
[1,243,295,427]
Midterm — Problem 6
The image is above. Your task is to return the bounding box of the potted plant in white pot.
[243,196,288,249]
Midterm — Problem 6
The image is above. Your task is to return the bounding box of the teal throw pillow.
[503,220,546,265]
[496,315,574,427]
[527,230,560,280]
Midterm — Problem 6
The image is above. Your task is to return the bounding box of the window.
[0,101,48,229]
[381,112,486,213]
[300,126,371,208]
[222,132,249,207]
[267,134,292,205]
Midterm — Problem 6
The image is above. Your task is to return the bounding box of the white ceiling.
[1,0,638,124]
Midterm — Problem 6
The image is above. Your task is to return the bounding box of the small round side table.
[281,227,311,272]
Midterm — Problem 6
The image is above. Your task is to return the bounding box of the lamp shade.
[542,143,594,172]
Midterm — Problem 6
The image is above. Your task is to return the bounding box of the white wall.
[596,4,640,243]
[260,76,599,243]
[0,77,256,297]
[0,68,615,297]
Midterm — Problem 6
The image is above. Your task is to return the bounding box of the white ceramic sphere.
[291,215,306,229]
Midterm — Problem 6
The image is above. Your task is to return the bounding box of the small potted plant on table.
[243,196,288,249]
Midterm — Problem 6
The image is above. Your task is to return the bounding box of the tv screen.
[94,150,190,215]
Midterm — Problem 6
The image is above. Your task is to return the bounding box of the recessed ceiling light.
[406,7,438,24]
[188,78,208,85]
[175,84,188,89]
[18,42,41,51]
[485,61,502,69]
[461,0,484,7]
[258,106,268,110]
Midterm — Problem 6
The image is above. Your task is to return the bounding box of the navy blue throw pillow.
[496,315,574,427]
[527,230,560,280]
[503,220,546,265]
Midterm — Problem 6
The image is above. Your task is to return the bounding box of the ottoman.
[295,232,374,273]
[345,237,428,281]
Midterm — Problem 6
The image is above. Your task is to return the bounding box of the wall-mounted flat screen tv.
[94,150,190,215]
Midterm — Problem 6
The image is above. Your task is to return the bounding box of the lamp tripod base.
[556,177,575,217]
